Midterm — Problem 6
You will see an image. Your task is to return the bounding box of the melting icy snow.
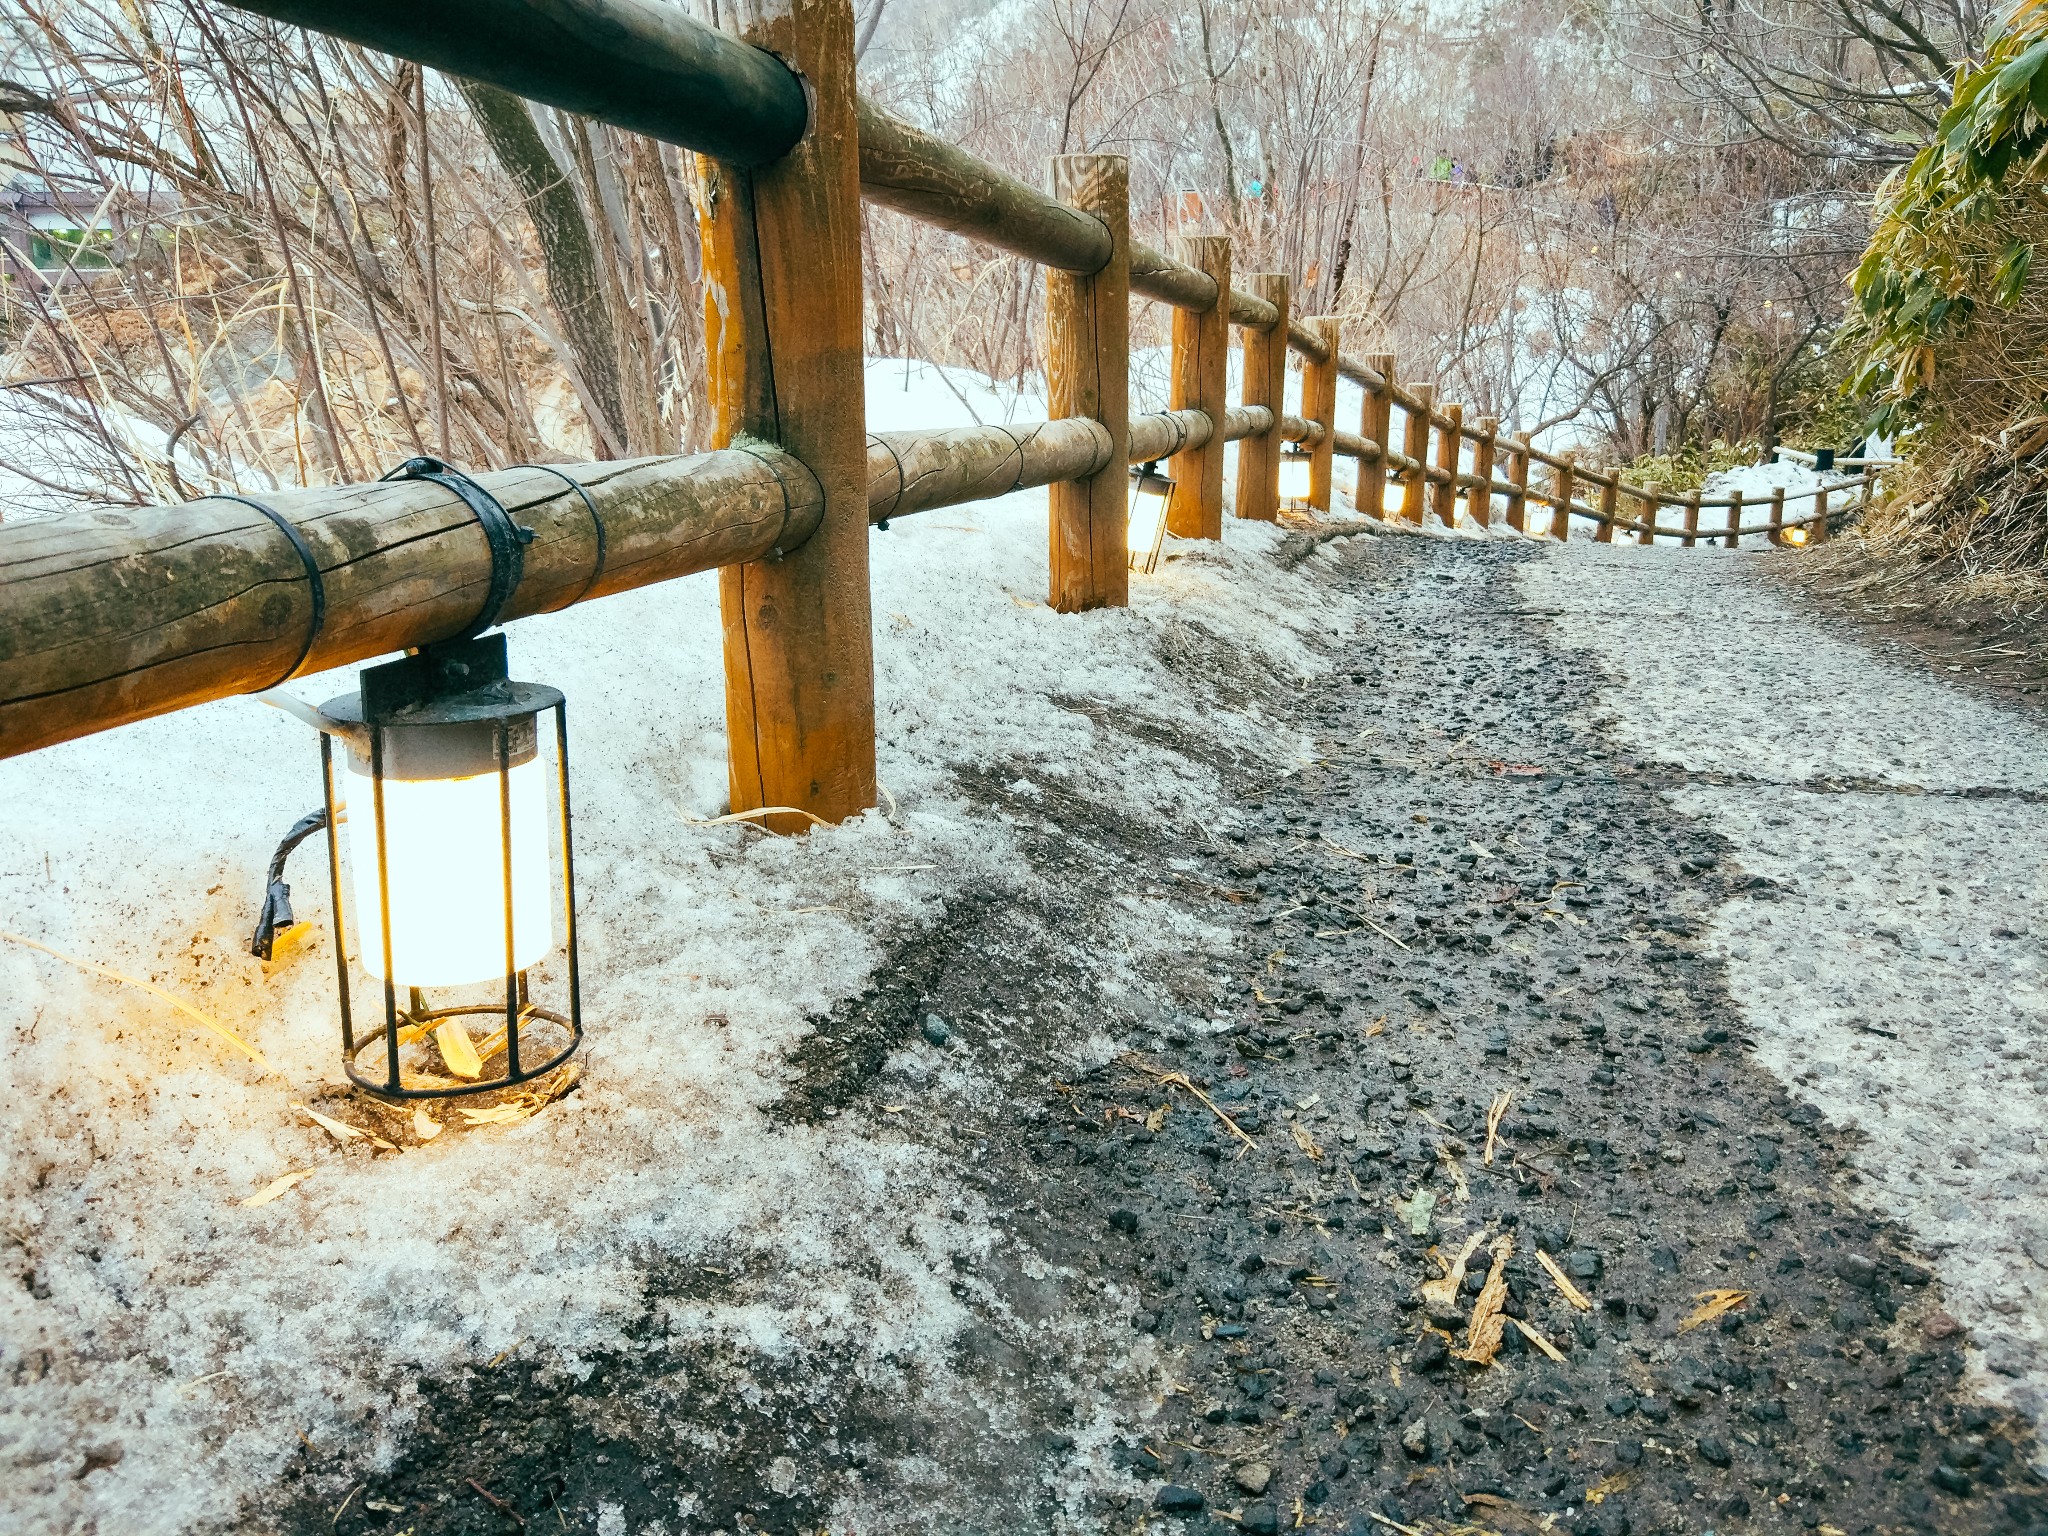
[0,361,1370,1532]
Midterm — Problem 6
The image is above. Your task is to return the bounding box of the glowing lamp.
[1127,460,1175,574]
[311,636,582,1098]
[1279,446,1313,508]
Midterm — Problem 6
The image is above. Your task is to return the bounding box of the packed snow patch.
[1522,542,2048,1434]
[0,362,1368,1532]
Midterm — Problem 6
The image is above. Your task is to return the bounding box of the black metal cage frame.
[316,638,584,1100]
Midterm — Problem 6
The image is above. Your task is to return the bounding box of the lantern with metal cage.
[1127,460,1175,574]
[1279,445,1313,509]
[254,634,585,1099]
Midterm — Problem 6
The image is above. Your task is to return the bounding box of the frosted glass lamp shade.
[343,757,552,987]
[1127,462,1175,575]
[1279,450,1312,507]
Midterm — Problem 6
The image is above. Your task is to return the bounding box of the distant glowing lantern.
[1280,445,1314,508]
[267,635,584,1098]
[1127,460,1175,575]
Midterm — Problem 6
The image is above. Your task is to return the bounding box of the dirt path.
[267,534,2048,1536]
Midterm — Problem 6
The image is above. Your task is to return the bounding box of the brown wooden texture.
[1166,236,1231,540]
[1431,403,1463,527]
[1222,405,1273,442]
[1226,288,1282,330]
[1301,317,1340,513]
[1236,274,1289,522]
[1130,240,1216,311]
[1551,453,1576,542]
[1286,319,1332,363]
[1724,488,1744,550]
[698,0,875,830]
[1129,409,1213,463]
[1400,384,1434,525]
[1682,490,1701,548]
[1044,154,1130,611]
[1811,483,1831,545]
[1469,417,1497,529]
[1359,353,1395,520]
[1596,472,1620,543]
[867,419,1111,522]
[856,98,1110,273]
[0,451,824,762]
[1505,435,1530,532]
[1637,483,1661,544]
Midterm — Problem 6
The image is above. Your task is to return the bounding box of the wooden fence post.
[696,0,874,831]
[1725,488,1744,549]
[1505,435,1529,532]
[1810,481,1831,545]
[1303,316,1340,512]
[1166,234,1230,541]
[1046,153,1130,610]
[1432,403,1463,528]
[1682,489,1701,548]
[1471,417,1497,529]
[1769,486,1787,545]
[1596,471,1619,543]
[1400,384,1435,525]
[1552,452,1576,542]
[1359,353,1395,520]
[1642,483,1664,545]
[1237,273,1290,522]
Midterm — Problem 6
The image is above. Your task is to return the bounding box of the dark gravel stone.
[1241,1502,1281,1535]
[1697,1437,1733,1468]
[1934,1464,1974,1496]
[1154,1485,1205,1515]
[1412,1332,1449,1372]
[920,1013,952,1046]
[1109,1208,1140,1234]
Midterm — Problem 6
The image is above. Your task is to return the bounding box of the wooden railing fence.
[0,0,1879,832]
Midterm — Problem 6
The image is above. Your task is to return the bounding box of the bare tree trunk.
[457,77,630,457]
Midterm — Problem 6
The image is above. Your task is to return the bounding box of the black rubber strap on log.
[515,464,608,604]
[205,493,328,687]
[380,456,535,637]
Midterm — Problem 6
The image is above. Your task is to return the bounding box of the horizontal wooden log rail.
[225,0,809,167]
[865,406,1276,525]
[7,0,1866,800]
[0,451,825,762]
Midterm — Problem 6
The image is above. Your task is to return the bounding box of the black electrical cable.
[204,494,327,687]
[380,455,535,637]
[249,806,329,961]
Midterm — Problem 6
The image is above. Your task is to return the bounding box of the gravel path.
[265,533,2048,1535]
[1525,542,2048,1438]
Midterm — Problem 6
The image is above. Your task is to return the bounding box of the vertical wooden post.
[696,0,874,831]
[1432,403,1463,527]
[1769,485,1787,545]
[1810,481,1831,545]
[1505,435,1529,532]
[1595,471,1619,543]
[1551,452,1576,541]
[1400,384,1434,525]
[1303,316,1340,512]
[1471,418,1498,529]
[1724,488,1744,549]
[1045,154,1130,610]
[1642,483,1664,545]
[1166,235,1230,541]
[1682,489,1701,548]
[1236,273,1290,522]
[1359,353,1395,520]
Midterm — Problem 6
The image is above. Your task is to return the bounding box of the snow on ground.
[1522,542,2048,1435]
[0,361,1372,1533]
